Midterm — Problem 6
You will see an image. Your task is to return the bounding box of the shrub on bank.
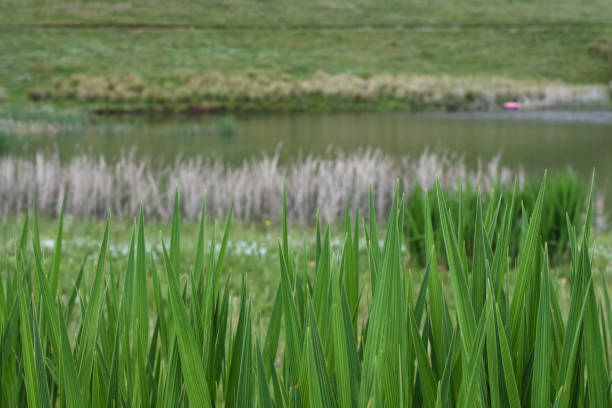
[1,178,609,406]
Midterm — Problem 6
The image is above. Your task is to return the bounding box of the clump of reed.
[0,150,524,222]
[405,172,588,264]
[27,72,610,112]
[1,177,610,407]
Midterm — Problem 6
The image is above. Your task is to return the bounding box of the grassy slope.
[3,0,612,27]
[1,0,611,107]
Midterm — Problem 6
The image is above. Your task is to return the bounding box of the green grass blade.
[331,270,358,408]
[193,199,206,293]
[77,214,110,398]
[19,284,41,408]
[408,308,437,408]
[49,198,65,296]
[368,186,380,291]
[495,303,521,408]
[510,173,546,347]
[161,240,212,408]
[424,193,445,375]
[306,302,336,408]
[491,183,516,297]
[214,202,233,282]
[59,305,85,407]
[31,306,51,408]
[471,191,487,319]
[256,337,274,408]
[435,179,476,354]
[458,294,490,408]
[170,189,181,272]
[134,206,149,404]
[278,243,303,385]
[106,318,121,408]
[312,224,331,339]
[18,209,29,259]
[582,243,608,406]
[531,247,551,408]
[263,283,282,373]
[226,279,251,407]
[485,286,501,408]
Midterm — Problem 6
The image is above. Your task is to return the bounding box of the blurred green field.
[3,0,612,27]
[1,0,611,109]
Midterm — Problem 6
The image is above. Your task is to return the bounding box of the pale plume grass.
[0,150,523,222]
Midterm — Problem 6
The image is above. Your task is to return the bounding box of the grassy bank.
[1,179,611,406]
[1,0,612,113]
[25,72,611,113]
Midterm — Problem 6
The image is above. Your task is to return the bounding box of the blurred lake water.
[20,110,612,209]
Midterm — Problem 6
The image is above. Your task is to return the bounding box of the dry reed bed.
[28,72,611,111]
[0,150,522,222]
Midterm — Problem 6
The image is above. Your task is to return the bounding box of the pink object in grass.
[504,101,520,110]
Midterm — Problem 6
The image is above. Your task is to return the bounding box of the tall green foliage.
[0,176,609,407]
[404,171,587,266]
